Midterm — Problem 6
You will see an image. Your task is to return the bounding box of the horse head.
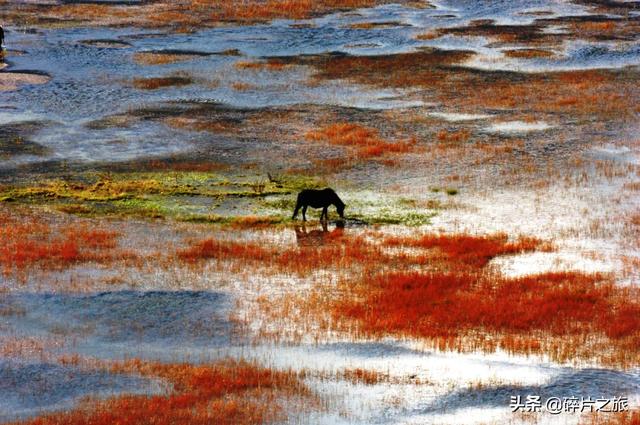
[335,200,345,218]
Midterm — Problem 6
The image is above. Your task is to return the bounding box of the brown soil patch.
[0,71,50,92]
[1,0,416,29]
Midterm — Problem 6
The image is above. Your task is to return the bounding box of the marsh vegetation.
[1,0,640,423]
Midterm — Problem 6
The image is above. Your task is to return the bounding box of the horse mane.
[332,190,345,207]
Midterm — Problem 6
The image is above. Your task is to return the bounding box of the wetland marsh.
[1,0,640,423]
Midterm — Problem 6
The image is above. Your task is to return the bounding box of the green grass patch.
[0,171,436,227]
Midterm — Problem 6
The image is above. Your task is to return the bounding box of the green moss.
[111,198,165,215]
[349,210,435,226]
[261,196,296,210]
[177,213,286,226]
[271,174,327,191]
[397,198,419,207]
[54,203,96,215]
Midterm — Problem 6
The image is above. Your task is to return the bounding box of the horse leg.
[302,205,308,221]
[321,206,328,221]
[292,201,301,220]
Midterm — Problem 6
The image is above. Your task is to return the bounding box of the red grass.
[382,233,547,268]
[10,359,310,425]
[178,231,547,276]
[178,238,274,263]
[0,210,121,275]
[19,0,393,30]
[231,81,255,91]
[583,410,640,425]
[335,269,632,340]
[339,368,386,385]
[276,233,382,273]
[176,229,640,364]
[178,230,388,275]
[235,60,289,71]
[330,232,640,365]
[297,51,637,120]
[176,228,635,364]
[606,303,640,339]
[436,129,471,145]
[209,0,380,21]
[305,123,416,160]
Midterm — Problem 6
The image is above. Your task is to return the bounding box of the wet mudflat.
[1,0,640,424]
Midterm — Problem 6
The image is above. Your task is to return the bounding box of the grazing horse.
[292,188,345,221]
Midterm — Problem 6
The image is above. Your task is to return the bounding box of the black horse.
[292,188,345,221]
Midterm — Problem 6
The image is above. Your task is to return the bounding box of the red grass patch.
[338,271,612,338]
[231,81,255,91]
[178,231,545,277]
[334,267,640,361]
[383,233,548,268]
[582,410,640,425]
[178,230,384,275]
[436,129,471,146]
[305,123,417,160]
[329,232,640,365]
[179,229,640,365]
[10,359,311,425]
[292,50,638,120]
[339,368,386,385]
[209,0,381,21]
[178,238,274,263]
[0,210,121,275]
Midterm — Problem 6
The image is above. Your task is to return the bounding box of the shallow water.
[0,290,240,357]
[1,0,638,166]
[3,287,639,423]
[0,360,163,422]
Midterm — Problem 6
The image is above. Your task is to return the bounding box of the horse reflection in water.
[294,220,345,247]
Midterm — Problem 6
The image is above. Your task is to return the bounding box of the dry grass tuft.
[235,60,290,71]
[132,74,194,90]
[133,52,202,66]
[231,81,256,91]
[503,48,555,59]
